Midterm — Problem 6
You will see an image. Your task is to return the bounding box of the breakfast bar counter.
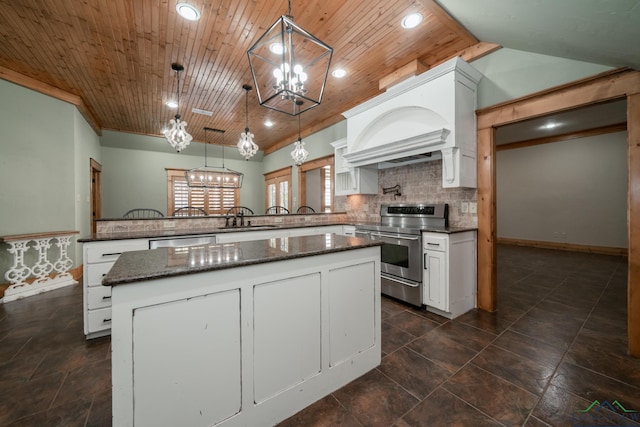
[105,234,382,427]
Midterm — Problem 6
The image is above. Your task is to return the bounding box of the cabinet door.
[423,250,447,311]
[132,290,241,426]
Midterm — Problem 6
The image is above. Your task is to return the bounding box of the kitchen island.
[103,233,382,427]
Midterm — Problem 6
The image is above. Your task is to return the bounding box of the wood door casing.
[90,158,102,234]
[475,68,640,356]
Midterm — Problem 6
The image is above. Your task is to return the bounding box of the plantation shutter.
[167,169,240,215]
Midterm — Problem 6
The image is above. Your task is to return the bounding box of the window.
[264,166,292,211]
[167,169,239,215]
[321,165,332,212]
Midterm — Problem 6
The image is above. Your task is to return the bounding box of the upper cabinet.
[341,57,483,189]
[331,138,378,195]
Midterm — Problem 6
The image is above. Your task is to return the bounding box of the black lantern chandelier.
[247,0,333,116]
[186,128,243,188]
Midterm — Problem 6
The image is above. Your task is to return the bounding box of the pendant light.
[237,84,259,160]
[164,63,192,152]
[290,111,309,166]
[247,0,333,116]
[186,128,243,188]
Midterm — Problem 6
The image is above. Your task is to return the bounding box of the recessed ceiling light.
[332,69,347,78]
[269,43,284,55]
[176,3,201,21]
[166,100,178,109]
[264,120,274,127]
[401,12,423,29]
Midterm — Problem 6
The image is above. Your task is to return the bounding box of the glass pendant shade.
[186,128,243,188]
[290,137,309,166]
[237,130,258,160]
[165,63,193,152]
[291,112,308,166]
[164,115,192,153]
[237,84,259,160]
[247,2,333,116]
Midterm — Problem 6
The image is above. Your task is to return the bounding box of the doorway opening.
[475,67,640,355]
[297,155,334,213]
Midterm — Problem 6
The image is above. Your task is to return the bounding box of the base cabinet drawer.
[86,262,115,287]
[85,240,148,263]
[87,286,112,310]
[88,307,112,332]
[83,238,149,339]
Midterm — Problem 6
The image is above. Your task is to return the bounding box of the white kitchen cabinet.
[422,230,476,319]
[423,249,447,311]
[110,244,381,427]
[331,138,378,195]
[82,238,149,339]
[132,289,242,426]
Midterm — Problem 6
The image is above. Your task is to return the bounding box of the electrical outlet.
[163,221,176,229]
[469,202,477,214]
[274,217,283,223]
[461,202,469,213]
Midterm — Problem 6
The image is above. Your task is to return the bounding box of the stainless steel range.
[355,204,448,306]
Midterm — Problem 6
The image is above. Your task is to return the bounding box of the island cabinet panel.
[110,245,381,427]
[253,273,321,403]
[328,262,377,366]
[131,289,241,427]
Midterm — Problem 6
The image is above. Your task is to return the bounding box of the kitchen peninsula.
[103,233,382,427]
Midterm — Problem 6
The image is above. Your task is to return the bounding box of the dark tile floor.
[1,244,639,426]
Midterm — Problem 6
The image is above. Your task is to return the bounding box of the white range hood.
[341,57,483,188]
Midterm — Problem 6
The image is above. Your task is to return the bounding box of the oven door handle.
[381,274,421,287]
[368,232,420,241]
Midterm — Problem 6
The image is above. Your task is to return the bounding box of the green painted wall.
[100,137,265,218]
[262,121,345,211]
[471,48,613,108]
[0,79,100,280]
[74,109,102,239]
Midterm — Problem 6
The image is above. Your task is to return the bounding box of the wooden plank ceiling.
[0,0,480,153]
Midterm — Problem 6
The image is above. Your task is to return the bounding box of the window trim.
[264,166,292,211]
[166,168,240,215]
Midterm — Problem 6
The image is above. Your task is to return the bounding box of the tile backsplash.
[335,160,478,227]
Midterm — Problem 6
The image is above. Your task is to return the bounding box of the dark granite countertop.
[351,221,477,234]
[102,234,382,286]
[78,223,346,242]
